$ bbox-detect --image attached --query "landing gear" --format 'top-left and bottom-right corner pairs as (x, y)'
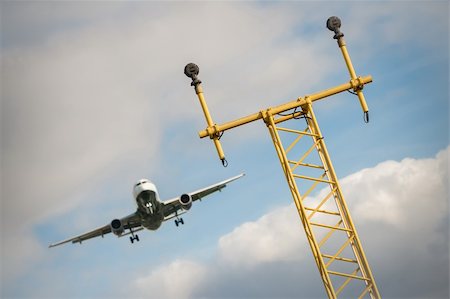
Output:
(175, 217), (184, 227)
(130, 234), (140, 243)
(128, 226), (140, 244)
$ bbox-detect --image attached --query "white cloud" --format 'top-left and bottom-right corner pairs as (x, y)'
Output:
(133, 259), (207, 299)
(345, 150), (448, 230)
(131, 147), (449, 298)
(217, 204), (308, 268)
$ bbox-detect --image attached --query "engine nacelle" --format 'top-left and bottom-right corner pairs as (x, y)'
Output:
(179, 194), (192, 210)
(110, 219), (124, 236)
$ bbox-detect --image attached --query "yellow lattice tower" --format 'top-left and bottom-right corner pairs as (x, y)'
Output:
(184, 17), (381, 298)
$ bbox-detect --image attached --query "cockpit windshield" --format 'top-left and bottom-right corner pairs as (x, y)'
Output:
(139, 190), (156, 201)
(135, 180), (148, 187)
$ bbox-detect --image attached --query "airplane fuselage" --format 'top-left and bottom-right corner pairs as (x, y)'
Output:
(136, 192), (164, 230)
(133, 180), (164, 231)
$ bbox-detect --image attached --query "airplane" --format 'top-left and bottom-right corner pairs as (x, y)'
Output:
(49, 173), (244, 247)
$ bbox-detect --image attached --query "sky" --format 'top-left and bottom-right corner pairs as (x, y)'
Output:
(0, 1), (448, 298)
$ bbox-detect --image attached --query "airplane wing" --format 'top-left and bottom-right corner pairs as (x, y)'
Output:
(162, 173), (244, 218)
(49, 212), (142, 248)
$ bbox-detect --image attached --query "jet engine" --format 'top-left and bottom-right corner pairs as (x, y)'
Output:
(179, 194), (192, 210)
(110, 219), (124, 236)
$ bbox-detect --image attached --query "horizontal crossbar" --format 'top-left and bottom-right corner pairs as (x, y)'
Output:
(288, 160), (324, 169)
(310, 222), (353, 232)
(322, 254), (358, 264)
(277, 126), (320, 137)
(327, 270), (370, 281)
(293, 173), (335, 184)
(198, 76), (373, 139)
(305, 207), (340, 216)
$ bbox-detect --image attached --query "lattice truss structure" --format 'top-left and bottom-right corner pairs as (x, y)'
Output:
(264, 103), (378, 298)
(185, 16), (381, 299)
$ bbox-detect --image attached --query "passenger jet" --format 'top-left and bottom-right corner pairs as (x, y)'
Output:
(49, 173), (244, 247)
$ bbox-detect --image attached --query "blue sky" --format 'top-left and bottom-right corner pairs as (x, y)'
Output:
(1, 1), (448, 298)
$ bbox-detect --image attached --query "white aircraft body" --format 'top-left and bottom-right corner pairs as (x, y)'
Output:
(49, 173), (244, 247)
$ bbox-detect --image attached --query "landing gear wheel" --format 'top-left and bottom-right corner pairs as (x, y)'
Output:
(130, 234), (139, 244)
(175, 218), (184, 227)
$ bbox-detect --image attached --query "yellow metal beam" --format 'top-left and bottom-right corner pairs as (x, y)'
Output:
(198, 76), (372, 139)
(193, 83), (226, 165)
(339, 38), (369, 115)
(328, 270), (370, 281)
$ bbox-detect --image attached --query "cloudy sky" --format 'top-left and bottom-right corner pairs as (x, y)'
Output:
(1, 1), (448, 298)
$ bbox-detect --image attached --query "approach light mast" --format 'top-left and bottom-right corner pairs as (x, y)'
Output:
(185, 16), (380, 299)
